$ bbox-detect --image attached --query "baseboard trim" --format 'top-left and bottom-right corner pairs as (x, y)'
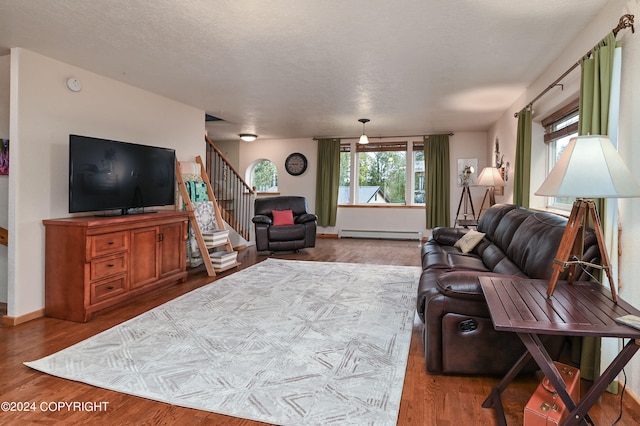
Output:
(2, 309), (45, 327)
(317, 233), (339, 239)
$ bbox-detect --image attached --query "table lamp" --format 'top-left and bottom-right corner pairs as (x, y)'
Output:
(535, 135), (640, 302)
(475, 167), (505, 218)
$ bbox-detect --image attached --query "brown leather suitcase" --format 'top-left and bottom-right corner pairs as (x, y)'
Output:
(524, 362), (580, 425)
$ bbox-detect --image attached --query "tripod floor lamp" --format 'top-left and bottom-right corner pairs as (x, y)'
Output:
(535, 135), (640, 302)
(475, 167), (505, 219)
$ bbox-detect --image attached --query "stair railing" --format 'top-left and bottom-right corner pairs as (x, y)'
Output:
(205, 135), (255, 242)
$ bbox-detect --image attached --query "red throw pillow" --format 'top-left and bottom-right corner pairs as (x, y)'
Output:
(272, 209), (295, 226)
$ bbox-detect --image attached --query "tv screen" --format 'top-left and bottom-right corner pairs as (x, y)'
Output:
(69, 135), (176, 214)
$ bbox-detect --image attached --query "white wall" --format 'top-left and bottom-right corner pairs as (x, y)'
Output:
(237, 132), (488, 238)
(212, 138), (240, 171)
(615, 0), (640, 398)
(0, 54), (9, 304)
(7, 48), (205, 319)
(489, 0), (640, 400)
(239, 137), (318, 209)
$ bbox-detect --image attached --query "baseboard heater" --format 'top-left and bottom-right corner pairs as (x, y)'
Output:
(338, 229), (423, 241)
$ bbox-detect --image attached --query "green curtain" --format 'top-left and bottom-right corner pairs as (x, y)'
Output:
(315, 138), (340, 227)
(513, 107), (532, 208)
(576, 32), (617, 385)
(579, 32), (616, 136)
(424, 134), (450, 228)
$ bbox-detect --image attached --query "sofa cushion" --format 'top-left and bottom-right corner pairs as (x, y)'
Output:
(421, 239), (488, 271)
(488, 208), (532, 253)
(454, 230), (485, 253)
(447, 254), (489, 271)
(255, 196), (309, 217)
(268, 224), (305, 241)
(432, 226), (471, 246)
(477, 204), (518, 238)
(506, 212), (567, 279)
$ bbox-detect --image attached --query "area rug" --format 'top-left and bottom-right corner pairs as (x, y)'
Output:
(25, 258), (420, 425)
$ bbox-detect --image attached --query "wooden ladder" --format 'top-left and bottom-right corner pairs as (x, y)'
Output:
(176, 155), (239, 276)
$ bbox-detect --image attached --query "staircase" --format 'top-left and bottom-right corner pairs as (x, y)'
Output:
(205, 135), (255, 243)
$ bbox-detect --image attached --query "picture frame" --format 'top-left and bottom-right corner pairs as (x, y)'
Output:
(0, 139), (8, 176)
(457, 158), (478, 187)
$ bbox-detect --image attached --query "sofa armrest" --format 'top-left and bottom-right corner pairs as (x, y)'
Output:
(432, 227), (470, 246)
(295, 213), (317, 224)
(252, 214), (272, 225)
(436, 271), (520, 301)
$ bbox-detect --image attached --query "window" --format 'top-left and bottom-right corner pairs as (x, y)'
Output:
(413, 142), (425, 204)
(357, 142), (406, 204)
(250, 159), (278, 192)
(338, 144), (351, 203)
(542, 99), (579, 209)
(340, 140), (424, 206)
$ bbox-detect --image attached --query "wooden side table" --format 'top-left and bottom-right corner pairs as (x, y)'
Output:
(479, 276), (640, 426)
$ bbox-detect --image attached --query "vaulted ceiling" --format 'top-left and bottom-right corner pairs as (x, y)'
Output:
(0, 0), (608, 141)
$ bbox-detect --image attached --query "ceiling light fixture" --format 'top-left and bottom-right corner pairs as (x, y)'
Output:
(239, 133), (258, 142)
(358, 119), (370, 144)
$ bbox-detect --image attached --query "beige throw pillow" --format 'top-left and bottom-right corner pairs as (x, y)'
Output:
(454, 229), (485, 254)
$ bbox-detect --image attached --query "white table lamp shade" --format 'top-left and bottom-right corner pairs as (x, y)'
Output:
(535, 135), (640, 198)
(475, 167), (505, 187)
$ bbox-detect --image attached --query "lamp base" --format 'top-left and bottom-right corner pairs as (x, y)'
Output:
(546, 199), (617, 302)
(476, 187), (496, 220)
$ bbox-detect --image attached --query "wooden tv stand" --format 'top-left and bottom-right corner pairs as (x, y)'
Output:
(43, 211), (190, 322)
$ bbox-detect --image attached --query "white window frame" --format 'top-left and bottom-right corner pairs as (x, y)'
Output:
(339, 139), (425, 206)
(541, 100), (579, 211)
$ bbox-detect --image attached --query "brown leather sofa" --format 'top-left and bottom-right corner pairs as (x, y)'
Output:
(417, 204), (601, 375)
(253, 196), (317, 252)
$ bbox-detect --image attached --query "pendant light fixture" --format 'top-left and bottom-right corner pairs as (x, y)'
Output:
(358, 118), (370, 144)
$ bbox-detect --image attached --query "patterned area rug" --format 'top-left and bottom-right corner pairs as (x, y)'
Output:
(26, 258), (420, 425)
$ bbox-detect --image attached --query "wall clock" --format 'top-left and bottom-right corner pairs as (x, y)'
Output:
(285, 152), (308, 176)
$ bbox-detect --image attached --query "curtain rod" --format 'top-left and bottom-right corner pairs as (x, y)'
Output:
(514, 13), (634, 118)
(313, 132), (454, 141)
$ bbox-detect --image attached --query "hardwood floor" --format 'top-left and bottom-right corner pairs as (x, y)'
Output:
(1, 238), (640, 425)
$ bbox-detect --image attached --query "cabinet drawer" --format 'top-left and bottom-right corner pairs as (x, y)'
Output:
(90, 232), (128, 258)
(90, 275), (127, 305)
(91, 253), (128, 281)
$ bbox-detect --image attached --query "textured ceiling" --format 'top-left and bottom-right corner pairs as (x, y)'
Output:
(0, 0), (608, 141)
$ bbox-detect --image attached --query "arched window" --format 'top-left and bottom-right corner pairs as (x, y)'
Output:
(250, 159), (278, 193)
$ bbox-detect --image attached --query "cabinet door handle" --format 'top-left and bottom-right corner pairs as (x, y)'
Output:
(158, 233), (164, 242)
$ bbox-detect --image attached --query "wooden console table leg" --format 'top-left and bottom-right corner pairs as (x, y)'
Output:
(565, 339), (640, 426)
(482, 350), (532, 426)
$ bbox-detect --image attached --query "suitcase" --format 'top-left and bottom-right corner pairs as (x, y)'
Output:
(524, 362), (580, 425)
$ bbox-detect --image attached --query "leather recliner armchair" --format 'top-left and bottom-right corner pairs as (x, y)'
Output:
(252, 196), (317, 252)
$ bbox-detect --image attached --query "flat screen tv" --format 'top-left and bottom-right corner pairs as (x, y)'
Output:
(69, 134), (176, 215)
